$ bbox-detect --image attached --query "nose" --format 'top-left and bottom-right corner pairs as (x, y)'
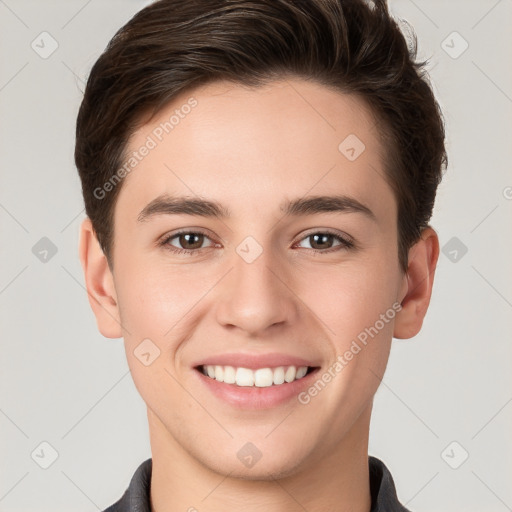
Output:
(214, 244), (299, 336)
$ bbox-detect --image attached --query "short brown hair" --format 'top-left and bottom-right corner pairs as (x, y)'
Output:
(74, 0), (447, 273)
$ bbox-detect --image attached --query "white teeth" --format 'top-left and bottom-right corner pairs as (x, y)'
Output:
(214, 365), (224, 381)
(201, 365), (309, 387)
(284, 366), (296, 383)
(235, 367), (254, 387)
(295, 366), (308, 379)
(223, 365), (236, 384)
(254, 368), (273, 387)
(273, 366), (285, 385)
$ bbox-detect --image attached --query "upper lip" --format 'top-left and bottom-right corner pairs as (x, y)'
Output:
(193, 352), (319, 370)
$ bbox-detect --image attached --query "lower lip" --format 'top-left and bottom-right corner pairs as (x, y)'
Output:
(194, 368), (320, 409)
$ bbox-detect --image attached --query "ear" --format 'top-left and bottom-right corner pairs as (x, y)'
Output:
(394, 226), (440, 339)
(78, 217), (123, 339)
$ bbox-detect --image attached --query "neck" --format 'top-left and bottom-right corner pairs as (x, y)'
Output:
(148, 406), (372, 512)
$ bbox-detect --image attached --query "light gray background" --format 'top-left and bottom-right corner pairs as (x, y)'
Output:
(1, 1), (511, 510)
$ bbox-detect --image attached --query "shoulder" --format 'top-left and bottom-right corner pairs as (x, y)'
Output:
(369, 456), (412, 512)
(101, 458), (152, 512)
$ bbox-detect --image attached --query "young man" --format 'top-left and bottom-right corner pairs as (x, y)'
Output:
(76, 0), (446, 510)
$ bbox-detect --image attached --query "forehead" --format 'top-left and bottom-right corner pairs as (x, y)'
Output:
(116, 78), (395, 226)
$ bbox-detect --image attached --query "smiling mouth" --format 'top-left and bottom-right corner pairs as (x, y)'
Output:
(196, 365), (318, 387)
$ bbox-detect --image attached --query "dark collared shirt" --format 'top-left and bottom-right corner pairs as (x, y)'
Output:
(103, 456), (411, 512)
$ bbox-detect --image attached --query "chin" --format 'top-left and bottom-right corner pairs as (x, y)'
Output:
(209, 457), (306, 481)
(193, 441), (313, 481)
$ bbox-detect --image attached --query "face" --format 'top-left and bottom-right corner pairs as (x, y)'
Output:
(107, 78), (407, 478)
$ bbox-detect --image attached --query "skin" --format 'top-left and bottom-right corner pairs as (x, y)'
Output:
(79, 78), (439, 512)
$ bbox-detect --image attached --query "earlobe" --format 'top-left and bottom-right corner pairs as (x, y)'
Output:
(393, 227), (440, 340)
(78, 217), (123, 339)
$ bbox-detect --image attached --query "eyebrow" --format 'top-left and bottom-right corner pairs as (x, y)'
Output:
(137, 193), (377, 223)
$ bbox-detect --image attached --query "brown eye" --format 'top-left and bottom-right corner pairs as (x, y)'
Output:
(296, 231), (354, 252)
(160, 230), (215, 254)
(309, 233), (335, 250)
(175, 232), (205, 250)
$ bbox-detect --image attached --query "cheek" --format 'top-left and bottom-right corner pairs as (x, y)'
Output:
(116, 262), (192, 332)
(115, 268), (191, 411)
(115, 262), (222, 385)
(298, 256), (399, 343)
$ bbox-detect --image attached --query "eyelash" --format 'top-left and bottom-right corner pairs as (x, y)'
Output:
(158, 229), (355, 256)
